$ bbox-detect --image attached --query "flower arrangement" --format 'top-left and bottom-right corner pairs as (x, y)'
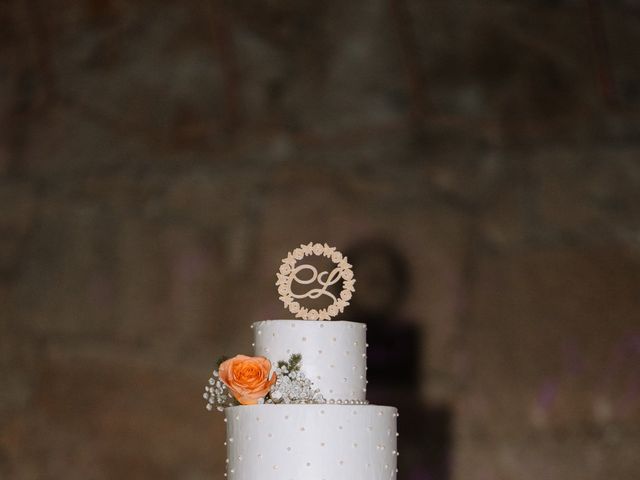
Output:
(204, 353), (325, 412)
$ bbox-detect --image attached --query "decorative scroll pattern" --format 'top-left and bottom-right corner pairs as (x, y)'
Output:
(276, 242), (355, 321)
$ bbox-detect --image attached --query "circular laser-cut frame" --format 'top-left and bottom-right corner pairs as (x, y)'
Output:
(276, 242), (355, 321)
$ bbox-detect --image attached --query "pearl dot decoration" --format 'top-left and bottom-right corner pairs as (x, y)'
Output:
(225, 405), (397, 480)
(276, 242), (356, 320)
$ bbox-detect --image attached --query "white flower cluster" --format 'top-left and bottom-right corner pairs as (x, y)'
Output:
(264, 363), (326, 405)
(203, 370), (236, 412)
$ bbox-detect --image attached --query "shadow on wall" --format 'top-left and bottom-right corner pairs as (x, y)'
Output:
(345, 239), (452, 480)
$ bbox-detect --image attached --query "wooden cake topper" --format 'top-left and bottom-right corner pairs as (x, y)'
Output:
(276, 242), (355, 320)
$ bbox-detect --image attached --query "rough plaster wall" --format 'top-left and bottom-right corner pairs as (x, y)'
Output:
(1, 0), (640, 478)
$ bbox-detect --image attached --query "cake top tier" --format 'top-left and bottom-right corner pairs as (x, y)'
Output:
(276, 242), (355, 321)
(204, 242), (362, 412)
(253, 320), (368, 403)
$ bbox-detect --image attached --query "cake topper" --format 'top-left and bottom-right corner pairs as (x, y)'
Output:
(276, 242), (355, 320)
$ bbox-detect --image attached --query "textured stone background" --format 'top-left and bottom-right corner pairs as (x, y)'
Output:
(1, 0), (640, 479)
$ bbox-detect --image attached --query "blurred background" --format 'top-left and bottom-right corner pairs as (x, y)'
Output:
(1, 0), (640, 478)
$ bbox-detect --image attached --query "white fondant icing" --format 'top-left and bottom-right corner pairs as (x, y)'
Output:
(253, 320), (367, 401)
(225, 404), (398, 480)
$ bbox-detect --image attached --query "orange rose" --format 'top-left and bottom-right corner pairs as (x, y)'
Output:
(219, 355), (277, 405)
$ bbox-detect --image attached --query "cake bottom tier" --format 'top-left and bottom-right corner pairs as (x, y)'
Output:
(225, 404), (398, 480)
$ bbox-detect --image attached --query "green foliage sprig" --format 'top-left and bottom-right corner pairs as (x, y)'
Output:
(277, 353), (302, 373)
(216, 355), (230, 368)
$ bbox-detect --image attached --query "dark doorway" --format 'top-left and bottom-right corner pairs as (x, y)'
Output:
(345, 239), (452, 480)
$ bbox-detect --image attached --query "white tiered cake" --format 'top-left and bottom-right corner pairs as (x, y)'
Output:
(204, 243), (399, 480)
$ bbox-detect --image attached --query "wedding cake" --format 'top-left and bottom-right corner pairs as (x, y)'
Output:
(204, 243), (399, 479)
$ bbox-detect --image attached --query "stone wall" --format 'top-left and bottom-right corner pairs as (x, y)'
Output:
(1, 1), (639, 479)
